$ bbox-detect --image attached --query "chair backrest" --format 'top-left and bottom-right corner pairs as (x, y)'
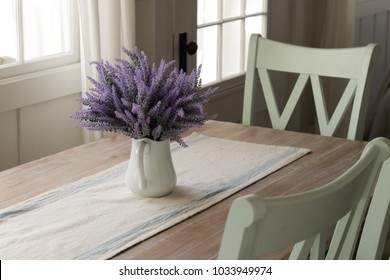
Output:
(242, 34), (379, 140)
(356, 157), (390, 259)
(218, 137), (390, 260)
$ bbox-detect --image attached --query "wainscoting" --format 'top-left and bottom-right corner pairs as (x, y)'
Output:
(356, 0), (390, 85)
(356, 0), (390, 135)
(0, 65), (83, 171)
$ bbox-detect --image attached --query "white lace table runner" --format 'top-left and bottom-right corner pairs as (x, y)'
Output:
(0, 134), (310, 259)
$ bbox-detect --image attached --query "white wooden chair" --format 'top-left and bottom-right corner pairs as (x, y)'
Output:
(218, 137), (390, 260)
(242, 34), (379, 140)
(356, 158), (390, 259)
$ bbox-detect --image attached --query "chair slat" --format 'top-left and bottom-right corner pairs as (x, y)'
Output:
(242, 34), (380, 140)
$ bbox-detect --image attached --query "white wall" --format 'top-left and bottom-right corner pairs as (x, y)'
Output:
(0, 65), (83, 171)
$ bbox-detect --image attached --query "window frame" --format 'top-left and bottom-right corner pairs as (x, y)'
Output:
(0, 0), (81, 115)
(197, 0), (268, 86)
(0, 0), (80, 80)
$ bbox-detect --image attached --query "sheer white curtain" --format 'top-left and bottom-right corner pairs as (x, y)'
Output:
(78, 0), (136, 142)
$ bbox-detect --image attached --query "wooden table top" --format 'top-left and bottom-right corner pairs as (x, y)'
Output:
(0, 121), (367, 259)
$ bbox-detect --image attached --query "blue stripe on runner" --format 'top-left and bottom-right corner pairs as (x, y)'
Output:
(0, 134), (209, 221)
(0, 163), (127, 221)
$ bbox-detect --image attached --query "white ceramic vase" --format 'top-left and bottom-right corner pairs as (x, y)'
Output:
(125, 138), (176, 197)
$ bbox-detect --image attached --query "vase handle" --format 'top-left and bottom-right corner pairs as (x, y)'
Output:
(136, 140), (148, 190)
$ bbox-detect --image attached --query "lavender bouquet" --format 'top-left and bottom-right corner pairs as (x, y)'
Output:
(71, 48), (216, 146)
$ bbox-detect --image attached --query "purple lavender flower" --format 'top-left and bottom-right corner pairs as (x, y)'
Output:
(71, 47), (217, 146)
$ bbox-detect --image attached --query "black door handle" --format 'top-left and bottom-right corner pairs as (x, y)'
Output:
(179, 32), (198, 73)
(187, 41), (198, 55)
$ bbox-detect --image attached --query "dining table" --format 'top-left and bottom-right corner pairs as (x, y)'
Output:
(0, 120), (367, 260)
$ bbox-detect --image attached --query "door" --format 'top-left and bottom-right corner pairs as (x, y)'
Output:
(173, 0), (268, 123)
(173, 0), (198, 74)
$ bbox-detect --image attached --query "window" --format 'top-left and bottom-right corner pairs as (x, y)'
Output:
(197, 0), (267, 85)
(0, 0), (78, 79)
